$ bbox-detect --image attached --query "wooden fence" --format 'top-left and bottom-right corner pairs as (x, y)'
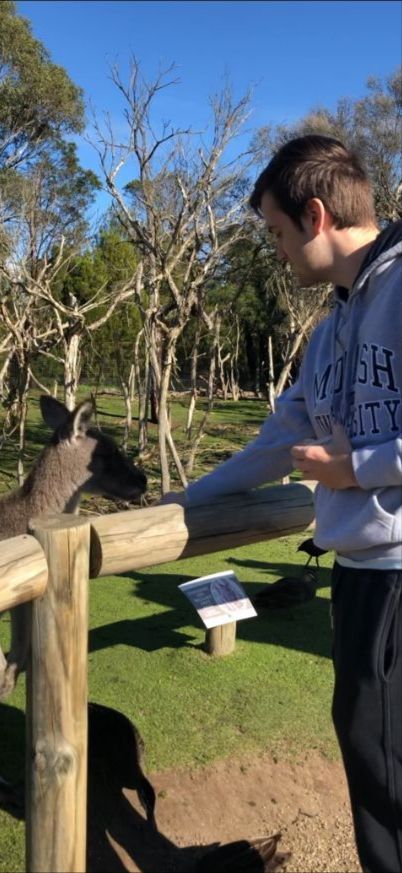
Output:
(0, 482), (314, 873)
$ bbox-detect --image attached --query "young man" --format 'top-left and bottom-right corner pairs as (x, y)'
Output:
(162, 135), (402, 873)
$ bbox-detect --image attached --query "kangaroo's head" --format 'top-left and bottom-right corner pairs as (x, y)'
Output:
(40, 395), (147, 502)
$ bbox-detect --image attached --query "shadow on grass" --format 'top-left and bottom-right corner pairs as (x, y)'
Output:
(0, 704), (225, 873)
(89, 561), (333, 661)
(86, 788), (206, 873)
(225, 555), (331, 581)
(89, 614), (196, 653)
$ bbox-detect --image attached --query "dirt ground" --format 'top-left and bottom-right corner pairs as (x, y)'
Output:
(87, 749), (361, 873)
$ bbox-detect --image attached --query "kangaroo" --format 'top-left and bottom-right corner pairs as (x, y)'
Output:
(0, 395), (147, 699)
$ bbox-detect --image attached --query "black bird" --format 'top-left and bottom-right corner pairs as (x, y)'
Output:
(252, 568), (319, 609)
(297, 537), (328, 568)
(194, 833), (291, 872)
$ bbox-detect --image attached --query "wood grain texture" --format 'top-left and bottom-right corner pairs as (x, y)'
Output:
(90, 483), (315, 578)
(0, 534), (48, 612)
(26, 514), (90, 873)
(205, 622), (237, 656)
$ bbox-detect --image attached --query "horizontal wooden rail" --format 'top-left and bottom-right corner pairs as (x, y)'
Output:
(0, 534), (48, 612)
(89, 483), (315, 578)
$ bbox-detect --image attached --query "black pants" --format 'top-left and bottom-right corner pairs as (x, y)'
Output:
(331, 563), (402, 873)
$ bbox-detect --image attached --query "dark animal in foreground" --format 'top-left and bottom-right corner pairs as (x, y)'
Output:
(194, 833), (291, 872)
(297, 538), (328, 568)
(88, 701), (157, 831)
(0, 395), (147, 699)
(252, 568), (319, 609)
(0, 775), (24, 817)
(0, 702), (157, 831)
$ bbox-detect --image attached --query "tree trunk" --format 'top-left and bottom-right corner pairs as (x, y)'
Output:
(216, 315), (229, 400)
(267, 335), (276, 413)
(149, 374), (159, 424)
(128, 363), (136, 403)
(3, 350), (31, 484)
(134, 329), (149, 455)
(229, 316), (240, 401)
(185, 323), (217, 476)
(115, 347), (133, 453)
(186, 325), (201, 439)
(0, 351), (12, 401)
(275, 316), (316, 397)
(148, 322), (162, 424)
(267, 335), (289, 485)
(17, 364), (31, 486)
(158, 341), (188, 494)
(64, 333), (81, 411)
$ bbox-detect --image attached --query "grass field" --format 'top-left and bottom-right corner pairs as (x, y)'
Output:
(0, 390), (337, 872)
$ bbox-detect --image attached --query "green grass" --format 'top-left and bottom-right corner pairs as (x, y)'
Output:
(87, 538), (336, 769)
(0, 391), (337, 871)
(0, 538), (336, 871)
(0, 390), (286, 502)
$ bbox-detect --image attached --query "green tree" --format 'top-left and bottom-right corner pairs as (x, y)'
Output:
(0, 0), (84, 170)
(253, 67), (402, 223)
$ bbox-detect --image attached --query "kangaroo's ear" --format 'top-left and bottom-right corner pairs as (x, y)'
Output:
(71, 400), (95, 437)
(40, 395), (70, 430)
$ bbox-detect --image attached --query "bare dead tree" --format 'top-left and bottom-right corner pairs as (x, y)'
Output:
(229, 314), (241, 401)
(92, 57), (254, 492)
(271, 273), (332, 398)
(0, 288), (55, 481)
(185, 306), (220, 477)
(185, 321), (202, 439)
(1, 243), (143, 410)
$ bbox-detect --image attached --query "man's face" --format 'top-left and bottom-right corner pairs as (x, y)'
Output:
(260, 191), (331, 286)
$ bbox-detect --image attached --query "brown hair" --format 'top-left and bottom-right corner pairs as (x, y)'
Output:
(249, 135), (377, 230)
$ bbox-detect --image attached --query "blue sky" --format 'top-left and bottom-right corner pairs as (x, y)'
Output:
(17, 0), (401, 215)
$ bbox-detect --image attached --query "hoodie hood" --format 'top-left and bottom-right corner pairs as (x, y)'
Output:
(329, 218), (402, 426)
(353, 217), (402, 291)
(333, 218), (402, 303)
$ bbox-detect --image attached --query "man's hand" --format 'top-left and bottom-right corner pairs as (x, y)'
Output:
(291, 425), (358, 490)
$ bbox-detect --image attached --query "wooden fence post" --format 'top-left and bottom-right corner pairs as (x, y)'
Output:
(205, 622), (237, 656)
(26, 514), (90, 873)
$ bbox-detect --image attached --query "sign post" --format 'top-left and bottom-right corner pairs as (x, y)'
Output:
(179, 570), (257, 656)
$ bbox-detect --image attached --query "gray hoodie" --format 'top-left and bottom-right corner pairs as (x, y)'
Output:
(186, 220), (402, 566)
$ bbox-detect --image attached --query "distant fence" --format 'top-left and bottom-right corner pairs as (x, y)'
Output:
(0, 483), (314, 873)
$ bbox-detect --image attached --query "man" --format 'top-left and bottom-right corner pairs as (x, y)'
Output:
(162, 135), (402, 872)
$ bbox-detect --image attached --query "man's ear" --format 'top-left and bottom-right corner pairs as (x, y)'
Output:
(304, 198), (327, 235)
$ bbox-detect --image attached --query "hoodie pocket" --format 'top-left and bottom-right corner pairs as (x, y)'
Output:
(314, 486), (399, 553)
(373, 490), (400, 530)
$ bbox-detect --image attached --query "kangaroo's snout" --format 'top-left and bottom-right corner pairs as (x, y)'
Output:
(122, 464), (147, 501)
(135, 467), (147, 493)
